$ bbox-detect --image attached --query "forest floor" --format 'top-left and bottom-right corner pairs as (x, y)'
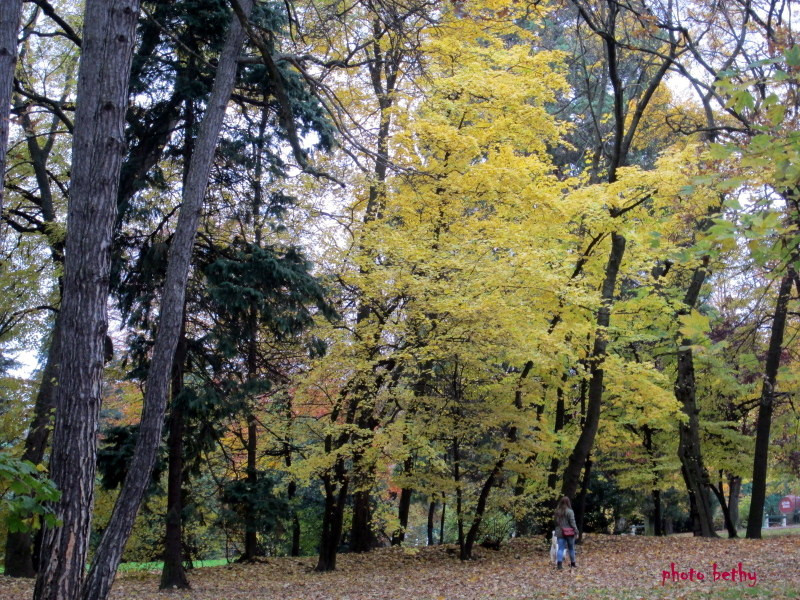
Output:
(2, 532), (799, 599)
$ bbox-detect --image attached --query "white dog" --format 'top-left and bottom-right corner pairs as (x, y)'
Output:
(549, 530), (558, 564)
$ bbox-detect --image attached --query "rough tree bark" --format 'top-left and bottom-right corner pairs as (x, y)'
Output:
(675, 257), (718, 537)
(0, 0), (23, 216)
(32, 2), (141, 599)
(746, 269), (794, 538)
(81, 3), (252, 599)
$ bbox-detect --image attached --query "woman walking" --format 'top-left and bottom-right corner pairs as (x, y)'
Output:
(554, 496), (578, 570)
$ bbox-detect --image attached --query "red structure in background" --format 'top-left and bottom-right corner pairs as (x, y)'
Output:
(778, 495), (799, 516)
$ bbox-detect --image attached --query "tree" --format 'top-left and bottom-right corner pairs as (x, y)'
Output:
(81, 3), (254, 599)
(2, 8), (80, 572)
(33, 2), (142, 599)
(0, 0), (24, 217)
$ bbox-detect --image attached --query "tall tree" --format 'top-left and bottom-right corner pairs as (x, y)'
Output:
(559, 0), (678, 514)
(3, 13), (78, 574)
(81, 3), (253, 599)
(0, 0), (24, 217)
(33, 2), (142, 599)
(746, 268), (794, 537)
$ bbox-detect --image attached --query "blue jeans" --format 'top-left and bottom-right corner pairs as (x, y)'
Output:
(557, 536), (576, 564)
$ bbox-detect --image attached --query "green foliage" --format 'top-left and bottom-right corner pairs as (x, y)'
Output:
(96, 425), (165, 490)
(204, 241), (336, 343)
(218, 472), (288, 544)
(0, 452), (60, 533)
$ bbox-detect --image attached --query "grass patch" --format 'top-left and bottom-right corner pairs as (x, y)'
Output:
(116, 558), (229, 572)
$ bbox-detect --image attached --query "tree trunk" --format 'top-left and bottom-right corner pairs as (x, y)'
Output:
(746, 270), (793, 538)
(81, 5), (252, 600)
(283, 397), (301, 556)
(5, 62), (71, 576)
(710, 479), (737, 538)
(453, 439), (464, 553)
(349, 412), (380, 554)
(546, 384), (566, 490)
(561, 233), (626, 499)
(241, 417), (259, 559)
(159, 94), (195, 590)
(33, 3), (141, 599)
(315, 462), (348, 571)
(0, 0), (23, 215)
(392, 457), (413, 546)
(728, 474), (741, 532)
(351, 489), (378, 552)
(461, 457), (506, 560)
(288, 480), (301, 556)
(574, 456), (592, 541)
(160, 327), (189, 589)
(427, 500), (436, 545)
(652, 489), (663, 536)
(5, 317), (62, 577)
(675, 257), (718, 538)
(439, 495), (446, 545)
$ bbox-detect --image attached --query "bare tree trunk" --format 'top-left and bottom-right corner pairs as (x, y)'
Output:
(351, 488), (379, 552)
(561, 233), (626, 498)
(243, 416), (259, 560)
(160, 324), (189, 589)
(33, 3), (141, 599)
(710, 478), (737, 538)
(288, 480), (301, 556)
(427, 500), (436, 545)
(392, 455), (413, 546)
(159, 94), (195, 587)
(0, 0), (23, 216)
(728, 474), (741, 531)
(461, 457), (506, 560)
(652, 489), (663, 536)
(439, 494), (446, 545)
(453, 439), (464, 553)
(746, 270), (793, 539)
(316, 461), (348, 571)
(284, 401), (300, 556)
(81, 4), (252, 599)
(574, 456), (592, 541)
(675, 258), (718, 538)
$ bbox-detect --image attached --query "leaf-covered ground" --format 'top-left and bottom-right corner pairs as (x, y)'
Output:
(3, 533), (799, 599)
